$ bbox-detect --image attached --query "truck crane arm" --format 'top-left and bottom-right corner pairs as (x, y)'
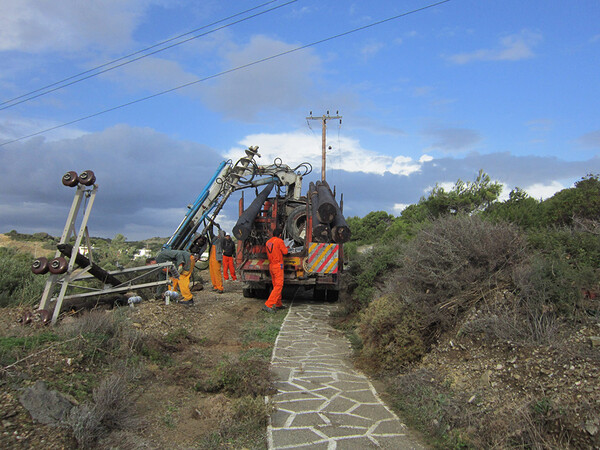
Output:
(164, 146), (311, 253)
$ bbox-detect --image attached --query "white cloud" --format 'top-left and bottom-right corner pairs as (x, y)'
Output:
(227, 131), (425, 176)
(577, 130), (600, 149)
(393, 203), (409, 213)
(447, 30), (542, 64)
(526, 118), (554, 133)
(525, 181), (565, 200)
(0, 115), (88, 143)
(360, 41), (384, 59)
(100, 56), (199, 94)
(201, 35), (321, 120)
(423, 126), (482, 153)
(0, 0), (150, 52)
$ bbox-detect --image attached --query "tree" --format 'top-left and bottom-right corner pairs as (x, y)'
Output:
(483, 187), (542, 229)
(347, 211), (394, 244)
(422, 170), (502, 217)
(541, 174), (600, 226)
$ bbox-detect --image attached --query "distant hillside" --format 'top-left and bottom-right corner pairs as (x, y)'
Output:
(0, 234), (55, 258)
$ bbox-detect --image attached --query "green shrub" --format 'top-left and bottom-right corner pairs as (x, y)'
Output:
(346, 239), (404, 308)
(357, 295), (425, 370)
(541, 174), (600, 226)
(0, 247), (47, 306)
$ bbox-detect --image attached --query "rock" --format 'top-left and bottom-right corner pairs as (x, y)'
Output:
(480, 370), (492, 386)
(18, 381), (76, 426)
(584, 421), (598, 436)
(590, 336), (600, 347)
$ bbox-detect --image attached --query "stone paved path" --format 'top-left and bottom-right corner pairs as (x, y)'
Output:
(267, 300), (425, 449)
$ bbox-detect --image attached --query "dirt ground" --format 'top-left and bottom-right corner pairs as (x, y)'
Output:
(0, 279), (272, 449)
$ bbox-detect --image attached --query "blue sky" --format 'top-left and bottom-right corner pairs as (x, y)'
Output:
(1, 0), (599, 240)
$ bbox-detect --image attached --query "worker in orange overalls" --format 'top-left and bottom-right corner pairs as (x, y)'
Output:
(263, 227), (288, 313)
(222, 233), (237, 281)
(209, 230), (224, 294)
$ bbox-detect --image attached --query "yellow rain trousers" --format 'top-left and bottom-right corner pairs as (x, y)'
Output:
(209, 245), (223, 292)
(168, 254), (194, 300)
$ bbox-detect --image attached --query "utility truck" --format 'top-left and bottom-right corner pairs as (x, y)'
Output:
(163, 146), (351, 301)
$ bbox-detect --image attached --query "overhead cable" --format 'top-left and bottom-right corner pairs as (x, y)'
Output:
(0, 0), (451, 148)
(0, 0), (296, 111)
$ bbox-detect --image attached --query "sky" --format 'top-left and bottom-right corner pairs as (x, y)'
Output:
(1, 0), (599, 241)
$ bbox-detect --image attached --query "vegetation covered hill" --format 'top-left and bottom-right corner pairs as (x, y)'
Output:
(341, 172), (600, 448)
(0, 171), (598, 448)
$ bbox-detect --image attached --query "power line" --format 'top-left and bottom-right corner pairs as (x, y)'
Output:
(0, 0), (296, 111)
(0, 0), (451, 148)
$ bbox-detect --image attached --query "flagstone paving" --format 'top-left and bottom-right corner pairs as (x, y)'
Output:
(267, 300), (425, 449)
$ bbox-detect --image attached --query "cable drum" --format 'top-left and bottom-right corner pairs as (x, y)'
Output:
(286, 205), (307, 244)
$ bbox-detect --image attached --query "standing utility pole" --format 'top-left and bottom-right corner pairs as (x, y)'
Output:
(306, 111), (342, 181)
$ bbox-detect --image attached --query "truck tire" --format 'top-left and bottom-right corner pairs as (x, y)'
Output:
(243, 288), (254, 298)
(286, 206), (306, 243)
(313, 288), (326, 301)
(326, 289), (339, 302)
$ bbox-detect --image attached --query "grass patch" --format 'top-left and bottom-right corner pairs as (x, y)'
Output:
(195, 355), (274, 397)
(196, 395), (272, 449)
(241, 312), (285, 345)
(0, 331), (61, 366)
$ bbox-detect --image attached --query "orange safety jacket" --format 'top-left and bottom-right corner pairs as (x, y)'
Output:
(265, 236), (288, 265)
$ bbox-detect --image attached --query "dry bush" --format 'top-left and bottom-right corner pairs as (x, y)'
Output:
(391, 215), (526, 344)
(357, 295), (425, 370)
(389, 370), (578, 449)
(67, 373), (142, 448)
(59, 309), (143, 359)
(459, 288), (562, 345)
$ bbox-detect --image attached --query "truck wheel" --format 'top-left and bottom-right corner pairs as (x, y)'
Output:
(326, 289), (339, 302)
(286, 206), (306, 243)
(78, 170), (96, 186)
(31, 257), (49, 275)
(62, 171), (79, 187)
(255, 288), (269, 299)
(243, 288), (254, 298)
(313, 288), (326, 301)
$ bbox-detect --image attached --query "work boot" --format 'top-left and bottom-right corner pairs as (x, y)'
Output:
(178, 299), (194, 307)
(216, 289), (224, 294)
(275, 304), (287, 310)
(262, 305), (276, 314)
